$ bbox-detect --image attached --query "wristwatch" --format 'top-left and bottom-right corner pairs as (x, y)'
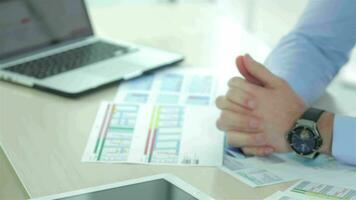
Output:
(287, 108), (324, 159)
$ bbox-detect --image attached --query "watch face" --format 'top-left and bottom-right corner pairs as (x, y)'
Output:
(290, 127), (316, 155)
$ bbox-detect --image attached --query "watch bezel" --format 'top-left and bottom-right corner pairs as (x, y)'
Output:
(287, 120), (323, 156)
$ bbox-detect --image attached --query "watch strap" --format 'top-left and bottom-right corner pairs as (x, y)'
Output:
(311, 152), (320, 159)
(301, 108), (324, 122)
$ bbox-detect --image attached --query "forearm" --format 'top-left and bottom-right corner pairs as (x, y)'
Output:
(264, 0), (356, 105)
(264, 33), (340, 105)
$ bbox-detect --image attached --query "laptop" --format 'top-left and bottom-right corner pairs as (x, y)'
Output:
(0, 0), (184, 97)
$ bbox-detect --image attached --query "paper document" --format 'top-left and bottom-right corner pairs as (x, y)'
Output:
(82, 102), (223, 166)
(264, 191), (303, 200)
(283, 180), (356, 200)
(115, 71), (217, 106)
(221, 153), (293, 187)
(221, 147), (355, 187)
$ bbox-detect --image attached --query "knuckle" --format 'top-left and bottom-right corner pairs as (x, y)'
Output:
(229, 77), (253, 92)
(226, 89), (239, 103)
(226, 88), (254, 108)
(217, 96), (233, 110)
(220, 110), (229, 119)
(225, 89), (234, 98)
(228, 77), (243, 87)
(216, 119), (225, 131)
(215, 96), (225, 108)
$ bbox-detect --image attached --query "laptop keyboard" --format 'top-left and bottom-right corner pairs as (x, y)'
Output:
(4, 41), (132, 79)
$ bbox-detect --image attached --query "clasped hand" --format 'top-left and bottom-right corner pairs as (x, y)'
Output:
(216, 54), (306, 156)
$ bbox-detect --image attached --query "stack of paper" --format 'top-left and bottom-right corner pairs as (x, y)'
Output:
(82, 70), (224, 166)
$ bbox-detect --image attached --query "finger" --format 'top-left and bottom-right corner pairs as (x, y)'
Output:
(225, 88), (257, 110)
(215, 96), (249, 114)
(242, 54), (279, 87)
(241, 146), (274, 156)
(236, 55), (264, 86)
(228, 76), (263, 94)
(226, 131), (267, 147)
(216, 110), (261, 132)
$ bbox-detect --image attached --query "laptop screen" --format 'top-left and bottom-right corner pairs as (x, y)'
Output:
(0, 0), (93, 60)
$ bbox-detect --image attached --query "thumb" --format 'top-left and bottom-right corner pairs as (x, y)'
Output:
(242, 54), (278, 87)
(236, 55), (264, 86)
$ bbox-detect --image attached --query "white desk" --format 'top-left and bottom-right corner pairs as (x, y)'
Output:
(0, 3), (355, 199)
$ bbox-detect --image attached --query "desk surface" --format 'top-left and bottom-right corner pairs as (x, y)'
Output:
(1, 3), (355, 200)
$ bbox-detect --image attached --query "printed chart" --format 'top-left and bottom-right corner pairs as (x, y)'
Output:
(84, 103), (139, 162)
(82, 102), (223, 166)
(221, 146), (356, 187)
(115, 72), (216, 106)
(290, 180), (356, 200)
(143, 106), (184, 164)
(266, 179), (356, 200)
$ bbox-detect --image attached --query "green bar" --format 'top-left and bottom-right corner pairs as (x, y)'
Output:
(109, 127), (134, 132)
(97, 105), (115, 160)
(97, 137), (106, 161)
(94, 138), (102, 154)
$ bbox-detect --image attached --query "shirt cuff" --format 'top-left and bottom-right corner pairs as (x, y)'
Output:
(332, 114), (356, 166)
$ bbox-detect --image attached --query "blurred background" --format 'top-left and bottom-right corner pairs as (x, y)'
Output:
(87, 0), (308, 48)
(87, 0), (356, 88)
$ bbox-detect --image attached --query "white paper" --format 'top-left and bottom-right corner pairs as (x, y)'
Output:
(221, 148), (356, 187)
(285, 179), (356, 200)
(264, 191), (303, 200)
(221, 153), (294, 187)
(115, 69), (217, 106)
(82, 102), (224, 166)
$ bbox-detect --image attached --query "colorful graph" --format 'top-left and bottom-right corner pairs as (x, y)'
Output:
(93, 104), (139, 161)
(144, 106), (184, 164)
(116, 72), (215, 106)
(292, 181), (356, 199)
(83, 102), (223, 166)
